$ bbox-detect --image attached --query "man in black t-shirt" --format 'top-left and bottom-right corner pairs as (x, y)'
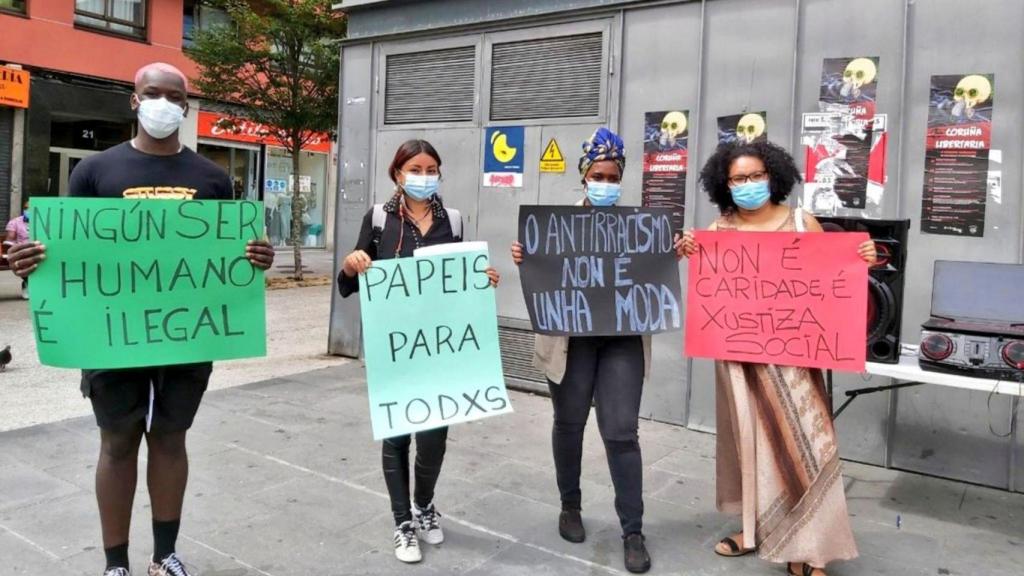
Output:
(7, 63), (275, 576)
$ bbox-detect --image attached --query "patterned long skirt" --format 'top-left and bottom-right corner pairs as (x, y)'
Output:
(716, 361), (858, 567)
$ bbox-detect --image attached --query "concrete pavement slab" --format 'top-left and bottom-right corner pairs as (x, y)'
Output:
(1, 363), (1023, 575)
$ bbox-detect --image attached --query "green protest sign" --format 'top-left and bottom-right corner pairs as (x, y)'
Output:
(358, 248), (512, 440)
(29, 198), (267, 369)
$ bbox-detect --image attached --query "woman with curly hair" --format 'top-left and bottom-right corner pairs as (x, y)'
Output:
(682, 141), (874, 576)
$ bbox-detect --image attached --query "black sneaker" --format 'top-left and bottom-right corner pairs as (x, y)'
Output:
(558, 509), (586, 543)
(103, 569), (131, 576)
(623, 533), (651, 573)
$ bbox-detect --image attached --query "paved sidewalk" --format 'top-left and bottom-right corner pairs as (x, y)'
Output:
(2, 363), (1023, 576)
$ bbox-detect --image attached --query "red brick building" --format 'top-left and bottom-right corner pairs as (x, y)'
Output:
(0, 0), (335, 247)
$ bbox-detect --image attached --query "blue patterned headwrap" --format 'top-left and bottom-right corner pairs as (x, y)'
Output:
(579, 127), (626, 176)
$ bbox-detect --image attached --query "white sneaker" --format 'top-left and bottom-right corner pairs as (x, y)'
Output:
(148, 553), (192, 576)
(414, 503), (444, 545)
(393, 521), (422, 563)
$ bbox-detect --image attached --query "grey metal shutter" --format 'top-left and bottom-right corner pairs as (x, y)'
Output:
(0, 108), (12, 224)
(384, 46), (476, 124)
(490, 32), (604, 121)
(498, 325), (547, 391)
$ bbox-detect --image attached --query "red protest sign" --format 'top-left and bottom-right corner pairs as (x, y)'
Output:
(685, 230), (869, 372)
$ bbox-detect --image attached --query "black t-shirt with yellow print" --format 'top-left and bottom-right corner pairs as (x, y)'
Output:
(69, 141), (232, 200)
(69, 141), (233, 393)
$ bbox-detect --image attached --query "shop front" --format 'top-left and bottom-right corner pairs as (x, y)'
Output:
(24, 74), (137, 201)
(0, 65), (28, 223)
(196, 110), (331, 248)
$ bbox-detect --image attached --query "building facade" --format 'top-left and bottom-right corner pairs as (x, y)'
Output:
(329, 0), (1024, 491)
(0, 0), (336, 248)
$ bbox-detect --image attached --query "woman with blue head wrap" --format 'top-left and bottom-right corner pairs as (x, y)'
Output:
(578, 127), (626, 206)
(510, 127), (684, 574)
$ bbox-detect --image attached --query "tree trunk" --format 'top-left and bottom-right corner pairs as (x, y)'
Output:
(290, 139), (304, 281)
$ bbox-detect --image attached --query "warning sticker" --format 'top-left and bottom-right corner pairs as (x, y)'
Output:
(540, 138), (566, 173)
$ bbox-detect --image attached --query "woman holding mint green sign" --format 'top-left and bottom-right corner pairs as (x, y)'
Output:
(338, 139), (500, 564)
(511, 128), (686, 574)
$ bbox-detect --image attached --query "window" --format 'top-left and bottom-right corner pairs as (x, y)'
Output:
(384, 46), (477, 125)
(183, 0), (231, 48)
(75, 0), (147, 40)
(0, 0), (27, 15)
(490, 32), (604, 121)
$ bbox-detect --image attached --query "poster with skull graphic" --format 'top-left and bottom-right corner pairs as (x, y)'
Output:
(820, 57), (879, 119)
(802, 57), (883, 215)
(717, 112), (767, 145)
(920, 74), (995, 237)
(642, 110), (688, 231)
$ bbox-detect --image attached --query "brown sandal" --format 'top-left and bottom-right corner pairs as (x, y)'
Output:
(714, 536), (756, 557)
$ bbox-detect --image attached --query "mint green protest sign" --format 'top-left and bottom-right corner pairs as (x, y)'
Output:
(29, 198), (267, 369)
(359, 248), (512, 440)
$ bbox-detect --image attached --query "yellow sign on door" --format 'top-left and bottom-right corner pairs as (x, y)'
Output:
(540, 138), (565, 173)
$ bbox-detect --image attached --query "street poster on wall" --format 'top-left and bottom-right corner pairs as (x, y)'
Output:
(717, 112), (768, 145)
(642, 110), (688, 231)
(920, 74), (995, 237)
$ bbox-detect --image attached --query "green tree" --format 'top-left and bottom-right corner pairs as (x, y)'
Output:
(189, 0), (346, 280)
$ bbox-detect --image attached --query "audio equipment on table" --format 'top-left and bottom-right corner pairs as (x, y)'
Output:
(819, 217), (910, 364)
(918, 261), (1024, 380)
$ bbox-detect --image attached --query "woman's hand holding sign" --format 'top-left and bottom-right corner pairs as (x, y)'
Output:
(510, 241), (523, 265)
(673, 233), (687, 261)
(343, 249), (373, 277)
(857, 240), (877, 266)
(680, 230), (698, 258)
(485, 266), (500, 288)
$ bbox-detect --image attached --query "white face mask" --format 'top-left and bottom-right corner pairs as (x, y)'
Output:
(136, 97), (185, 139)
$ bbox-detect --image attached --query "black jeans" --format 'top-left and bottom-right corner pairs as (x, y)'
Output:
(382, 427), (448, 525)
(549, 335), (645, 535)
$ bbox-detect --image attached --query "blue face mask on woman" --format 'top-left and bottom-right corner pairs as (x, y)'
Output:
(730, 180), (771, 210)
(586, 181), (621, 206)
(402, 173), (440, 200)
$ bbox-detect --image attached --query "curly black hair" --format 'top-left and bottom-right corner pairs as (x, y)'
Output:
(698, 140), (802, 214)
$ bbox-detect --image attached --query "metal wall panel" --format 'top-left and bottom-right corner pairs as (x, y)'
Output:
(328, 43), (375, 357)
(888, 0), (1024, 489)
(618, 3), (702, 425)
(687, 0), (799, 432)
(334, 0), (1024, 490)
(792, 0), (908, 466)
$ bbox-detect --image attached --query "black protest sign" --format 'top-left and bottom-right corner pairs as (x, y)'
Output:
(517, 206), (682, 336)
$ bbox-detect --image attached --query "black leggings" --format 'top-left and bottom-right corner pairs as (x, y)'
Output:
(382, 427), (448, 525)
(549, 335), (645, 535)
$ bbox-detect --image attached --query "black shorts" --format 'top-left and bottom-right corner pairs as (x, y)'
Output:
(81, 363), (213, 433)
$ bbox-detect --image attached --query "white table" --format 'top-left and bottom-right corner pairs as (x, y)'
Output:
(828, 349), (1024, 418)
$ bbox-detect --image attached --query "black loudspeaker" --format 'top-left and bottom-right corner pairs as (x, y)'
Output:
(818, 217), (910, 364)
